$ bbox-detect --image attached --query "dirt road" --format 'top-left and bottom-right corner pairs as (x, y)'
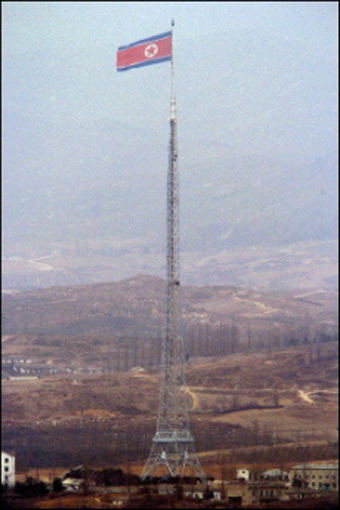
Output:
(298, 389), (315, 404)
(182, 386), (200, 410)
(298, 388), (338, 405)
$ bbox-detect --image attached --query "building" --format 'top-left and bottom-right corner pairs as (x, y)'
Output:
(183, 483), (219, 500)
(247, 480), (289, 505)
(224, 479), (289, 507)
(290, 462), (339, 491)
(62, 477), (83, 492)
(261, 468), (290, 482)
(236, 468), (250, 481)
(286, 486), (319, 501)
(1, 451), (15, 487)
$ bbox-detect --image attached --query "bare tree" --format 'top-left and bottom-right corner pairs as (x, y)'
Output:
(124, 346), (130, 371)
(272, 389), (280, 407)
(218, 454), (227, 500)
(231, 321), (239, 354)
(205, 323), (211, 356)
(252, 419), (260, 444)
(247, 324), (252, 351)
(232, 393), (240, 411)
(132, 335), (138, 366)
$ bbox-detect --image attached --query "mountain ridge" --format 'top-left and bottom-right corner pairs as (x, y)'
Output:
(2, 274), (338, 342)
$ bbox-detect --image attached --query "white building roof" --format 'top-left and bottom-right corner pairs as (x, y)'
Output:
(2, 451), (15, 459)
(291, 463), (338, 470)
(62, 478), (83, 486)
(263, 469), (288, 476)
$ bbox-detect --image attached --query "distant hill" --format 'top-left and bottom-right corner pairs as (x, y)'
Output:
(2, 275), (338, 341)
(2, 26), (338, 291)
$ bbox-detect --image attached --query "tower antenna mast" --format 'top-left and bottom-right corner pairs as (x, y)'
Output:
(141, 20), (206, 482)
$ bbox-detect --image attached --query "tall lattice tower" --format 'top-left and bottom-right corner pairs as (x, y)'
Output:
(141, 22), (206, 483)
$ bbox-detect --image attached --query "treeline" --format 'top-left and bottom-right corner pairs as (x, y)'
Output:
(3, 477), (49, 498)
(100, 323), (338, 372)
(1, 468), (140, 505)
(2, 422), (154, 471)
(221, 442), (339, 466)
(64, 466), (140, 486)
(101, 335), (162, 372)
(191, 420), (335, 453)
(4, 417), (337, 473)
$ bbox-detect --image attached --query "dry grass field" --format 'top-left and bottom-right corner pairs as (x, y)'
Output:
(2, 277), (338, 479)
(2, 341), (338, 476)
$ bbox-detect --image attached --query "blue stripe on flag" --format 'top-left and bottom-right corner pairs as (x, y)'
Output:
(118, 31), (172, 51)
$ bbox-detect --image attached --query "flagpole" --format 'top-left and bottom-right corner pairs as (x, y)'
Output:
(141, 21), (206, 482)
(170, 19), (176, 122)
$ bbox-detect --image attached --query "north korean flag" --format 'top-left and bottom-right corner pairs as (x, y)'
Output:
(116, 31), (172, 71)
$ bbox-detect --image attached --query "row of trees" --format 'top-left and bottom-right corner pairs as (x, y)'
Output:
(99, 322), (338, 372)
(1, 469), (138, 499)
(5, 416), (336, 474)
(218, 442), (339, 467)
(2, 477), (49, 498)
(3, 442), (338, 497)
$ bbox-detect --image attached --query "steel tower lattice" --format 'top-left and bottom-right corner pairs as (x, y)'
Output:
(141, 22), (206, 483)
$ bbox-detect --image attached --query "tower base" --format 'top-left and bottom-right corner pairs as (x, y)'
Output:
(141, 430), (206, 483)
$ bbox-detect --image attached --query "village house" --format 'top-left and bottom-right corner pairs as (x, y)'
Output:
(236, 468), (250, 481)
(220, 479), (289, 507)
(207, 464), (339, 506)
(290, 462), (339, 491)
(260, 468), (290, 482)
(62, 477), (83, 492)
(1, 451), (15, 488)
(286, 485), (319, 501)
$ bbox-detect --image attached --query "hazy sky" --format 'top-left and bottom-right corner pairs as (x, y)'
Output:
(2, 2), (338, 259)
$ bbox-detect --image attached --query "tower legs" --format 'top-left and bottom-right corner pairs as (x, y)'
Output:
(141, 431), (206, 482)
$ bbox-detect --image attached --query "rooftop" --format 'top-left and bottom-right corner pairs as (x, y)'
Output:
(263, 469), (289, 476)
(291, 463), (338, 470)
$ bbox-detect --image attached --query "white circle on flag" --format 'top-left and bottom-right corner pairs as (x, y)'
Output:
(144, 43), (159, 59)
